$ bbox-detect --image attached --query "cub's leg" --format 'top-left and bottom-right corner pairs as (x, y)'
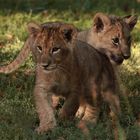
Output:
(103, 90), (120, 116)
(59, 94), (80, 120)
(78, 84), (101, 134)
(76, 97), (86, 119)
(76, 104), (86, 119)
(34, 68), (56, 134)
(77, 104), (100, 135)
(102, 88), (121, 140)
(52, 95), (60, 108)
(34, 85), (56, 134)
(81, 104), (100, 124)
(83, 82), (101, 123)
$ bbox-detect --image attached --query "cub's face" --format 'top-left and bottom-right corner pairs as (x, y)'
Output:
(27, 22), (77, 71)
(90, 13), (138, 65)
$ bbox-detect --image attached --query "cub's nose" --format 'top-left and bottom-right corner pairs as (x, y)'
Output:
(123, 54), (130, 59)
(42, 63), (49, 69)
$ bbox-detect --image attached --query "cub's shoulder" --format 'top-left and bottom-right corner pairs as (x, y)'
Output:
(75, 40), (107, 57)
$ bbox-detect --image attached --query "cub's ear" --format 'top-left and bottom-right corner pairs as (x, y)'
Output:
(123, 15), (138, 31)
(27, 22), (41, 36)
(93, 12), (111, 32)
(60, 24), (78, 43)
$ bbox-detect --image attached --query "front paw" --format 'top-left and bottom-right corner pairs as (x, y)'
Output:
(52, 95), (60, 108)
(35, 121), (56, 134)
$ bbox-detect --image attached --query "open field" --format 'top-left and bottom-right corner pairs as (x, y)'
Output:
(0, 0), (140, 139)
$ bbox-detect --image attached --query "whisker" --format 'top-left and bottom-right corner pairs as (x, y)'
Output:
(57, 65), (70, 75)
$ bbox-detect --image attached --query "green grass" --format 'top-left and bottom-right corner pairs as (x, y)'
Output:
(0, 0), (140, 140)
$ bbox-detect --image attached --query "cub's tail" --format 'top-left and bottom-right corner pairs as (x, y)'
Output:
(0, 39), (31, 74)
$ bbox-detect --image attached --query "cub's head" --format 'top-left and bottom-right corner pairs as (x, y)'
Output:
(27, 22), (77, 71)
(90, 12), (137, 65)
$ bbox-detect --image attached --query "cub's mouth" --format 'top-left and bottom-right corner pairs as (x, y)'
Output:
(42, 64), (57, 71)
(110, 54), (124, 65)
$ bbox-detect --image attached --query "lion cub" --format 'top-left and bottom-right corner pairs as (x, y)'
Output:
(78, 12), (137, 65)
(0, 21), (120, 133)
(25, 22), (120, 133)
(76, 12), (137, 119)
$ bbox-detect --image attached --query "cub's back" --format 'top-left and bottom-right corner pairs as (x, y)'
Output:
(74, 40), (111, 73)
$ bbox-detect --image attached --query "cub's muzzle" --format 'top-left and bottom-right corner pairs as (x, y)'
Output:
(110, 54), (124, 65)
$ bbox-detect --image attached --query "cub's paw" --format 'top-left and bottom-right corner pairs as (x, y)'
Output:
(52, 95), (60, 108)
(35, 121), (56, 134)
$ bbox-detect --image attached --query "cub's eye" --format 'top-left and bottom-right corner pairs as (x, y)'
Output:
(112, 37), (119, 46)
(52, 47), (60, 54)
(37, 45), (42, 53)
(36, 45), (42, 52)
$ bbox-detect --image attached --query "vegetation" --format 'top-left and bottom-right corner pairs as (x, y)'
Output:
(0, 0), (140, 139)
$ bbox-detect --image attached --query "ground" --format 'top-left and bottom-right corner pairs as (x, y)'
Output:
(0, 0), (140, 140)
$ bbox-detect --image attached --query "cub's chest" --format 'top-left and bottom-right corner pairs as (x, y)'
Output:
(49, 80), (70, 97)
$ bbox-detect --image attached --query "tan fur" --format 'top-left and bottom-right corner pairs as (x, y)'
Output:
(77, 12), (137, 140)
(78, 13), (137, 65)
(77, 13), (137, 117)
(26, 22), (120, 133)
(0, 21), (121, 135)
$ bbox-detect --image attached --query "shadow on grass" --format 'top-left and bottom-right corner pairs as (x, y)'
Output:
(0, 42), (140, 139)
(120, 67), (140, 122)
(0, 0), (140, 15)
(0, 63), (140, 139)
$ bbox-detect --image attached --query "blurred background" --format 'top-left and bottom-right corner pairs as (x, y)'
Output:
(0, 0), (140, 140)
(0, 0), (140, 14)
